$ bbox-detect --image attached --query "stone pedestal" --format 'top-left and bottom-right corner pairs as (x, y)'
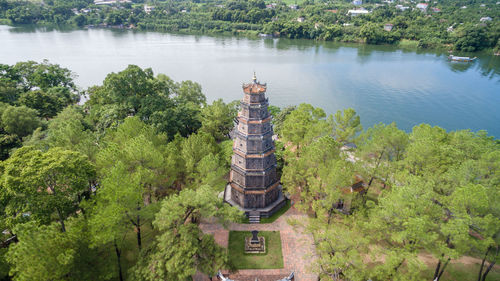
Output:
(244, 232), (265, 254)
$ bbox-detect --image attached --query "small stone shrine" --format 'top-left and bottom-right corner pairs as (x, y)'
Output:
(244, 230), (265, 253)
(224, 74), (286, 220)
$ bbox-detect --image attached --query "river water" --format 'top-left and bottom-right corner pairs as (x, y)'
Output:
(1, 25), (499, 137)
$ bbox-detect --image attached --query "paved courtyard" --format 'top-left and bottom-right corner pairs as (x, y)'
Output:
(198, 205), (318, 281)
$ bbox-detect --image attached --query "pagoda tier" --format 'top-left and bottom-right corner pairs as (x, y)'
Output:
(224, 75), (286, 219)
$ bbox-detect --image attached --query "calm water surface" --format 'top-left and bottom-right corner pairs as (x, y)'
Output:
(1, 25), (499, 137)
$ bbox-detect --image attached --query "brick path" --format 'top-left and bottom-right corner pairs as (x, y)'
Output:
(198, 205), (318, 281)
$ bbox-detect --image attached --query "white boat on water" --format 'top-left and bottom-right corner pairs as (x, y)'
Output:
(448, 55), (477, 62)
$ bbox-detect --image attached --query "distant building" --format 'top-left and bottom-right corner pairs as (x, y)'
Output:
(480, 4), (486, 7)
(352, 0), (362, 6)
(325, 9), (338, 13)
(289, 4), (299, 10)
(396, 5), (410, 11)
(297, 17), (305, 23)
(144, 5), (154, 14)
(480, 16), (492, 22)
(416, 3), (428, 11)
(431, 7), (441, 12)
(384, 23), (394, 31)
(461, 6), (467, 9)
(347, 9), (370, 16)
(94, 0), (130, 5)
(447, 25), (454, 32)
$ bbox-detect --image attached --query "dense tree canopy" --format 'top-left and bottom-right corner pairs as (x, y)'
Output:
(1, 146), (95, 231)
(1, 0), (499, 52)
(0, 61), (498, 281)
(131, 186), (242, 280)
(86, 65), (204, 139)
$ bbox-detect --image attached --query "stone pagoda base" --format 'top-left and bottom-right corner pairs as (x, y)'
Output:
(224, 184), (287, 218)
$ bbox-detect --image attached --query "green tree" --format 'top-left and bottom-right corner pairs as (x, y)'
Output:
(1, 147), (95, 231)
(92, 118), (170, 256)
(44, 105), (97, 161)
(181, 132), (220, 185)
(355, 122), (408, 203)
(359, 22), (384, 44)
(309, 215), (369, 281)
(5, 217), (109, 281)
(282, 136), (352, 217)
(453, 24), (488, 52)
(199, 99), (236, 142)
(18, 86), (79, 119)
(0, 78), (20, 104)
(87, 65), (204, 139)
(272, 105), (295, 136)
(9, 60), (77, 92)
(175, 80), (206, 106)
(330, 108), (362, 144)
(130, 186), (242, 280)
(1, 105), (41, 138)
(366, 177), (437, 280)
(281, 103), (330, 154)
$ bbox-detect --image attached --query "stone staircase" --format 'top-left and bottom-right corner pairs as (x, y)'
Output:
(248, 211), (260, 224)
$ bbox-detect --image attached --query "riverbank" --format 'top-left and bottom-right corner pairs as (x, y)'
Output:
(3, 21), (494, 56)
(0, 0), (498, 54)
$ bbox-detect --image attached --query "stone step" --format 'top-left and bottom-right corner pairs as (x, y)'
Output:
(249, 217), (260, 224)
(249, 211), (260, 223)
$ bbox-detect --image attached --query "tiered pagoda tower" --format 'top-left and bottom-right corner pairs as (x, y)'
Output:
(224, 74), (286, 219)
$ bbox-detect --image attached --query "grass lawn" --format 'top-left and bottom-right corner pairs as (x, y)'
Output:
(228, 231), (284, 269)
(261, 200), (291, 223)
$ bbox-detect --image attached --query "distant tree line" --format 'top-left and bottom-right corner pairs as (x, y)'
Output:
(0, 0), (499, 52)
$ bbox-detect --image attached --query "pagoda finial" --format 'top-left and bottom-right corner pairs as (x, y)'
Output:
(252, 71), (257, 83)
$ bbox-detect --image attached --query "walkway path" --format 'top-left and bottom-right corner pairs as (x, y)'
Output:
(199, 206), (318, 281)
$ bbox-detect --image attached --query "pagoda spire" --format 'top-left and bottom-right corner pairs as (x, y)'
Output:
(224, 76), (286, 221)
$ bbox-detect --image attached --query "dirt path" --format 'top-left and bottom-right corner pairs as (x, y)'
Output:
(418, 252), (500, 269)
(199, 206), (318, 281)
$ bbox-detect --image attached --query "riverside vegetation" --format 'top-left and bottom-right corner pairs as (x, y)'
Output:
(0, 0), (499, 52)
(0, 61), (499, 281)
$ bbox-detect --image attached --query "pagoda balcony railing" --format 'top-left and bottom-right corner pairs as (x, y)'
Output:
(234, 129), (274, 140)
(240, 99), (269, 108)
(231, 163), (276, 176)
(232, 145), (275, 156)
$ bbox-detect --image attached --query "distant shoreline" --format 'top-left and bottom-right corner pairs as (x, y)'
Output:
(2, 22), (495, 56)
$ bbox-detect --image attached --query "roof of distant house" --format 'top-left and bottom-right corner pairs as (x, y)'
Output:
(347, 9), (370, 15)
